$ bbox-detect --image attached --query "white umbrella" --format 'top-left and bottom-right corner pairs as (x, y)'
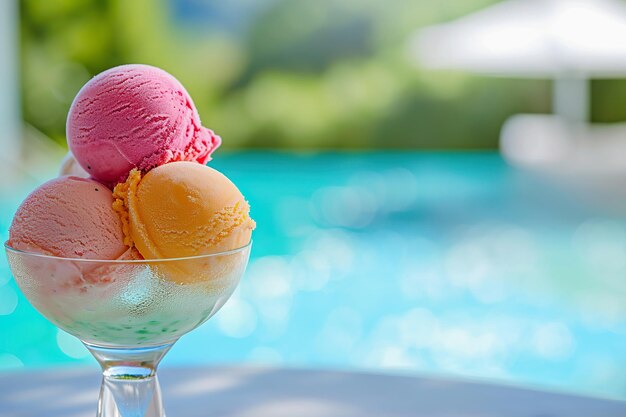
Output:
(411, 0), (626, 122)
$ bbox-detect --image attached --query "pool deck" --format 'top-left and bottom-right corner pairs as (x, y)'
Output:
(0, 365), (624, 416)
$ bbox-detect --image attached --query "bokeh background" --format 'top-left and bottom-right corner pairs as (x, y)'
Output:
(17, 0), (626, 151)
(0, 0), (625, 402)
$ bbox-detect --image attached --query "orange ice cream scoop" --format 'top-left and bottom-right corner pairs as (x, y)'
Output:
(114, 161), (255, 262)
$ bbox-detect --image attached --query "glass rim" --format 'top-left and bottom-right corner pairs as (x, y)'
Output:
(4, 240), (252, 264)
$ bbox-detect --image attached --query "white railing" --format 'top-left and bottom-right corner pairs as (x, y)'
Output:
(0, 0), (20, 165)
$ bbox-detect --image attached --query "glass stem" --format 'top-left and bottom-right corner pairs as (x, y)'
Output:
(85, 342), (174, 417)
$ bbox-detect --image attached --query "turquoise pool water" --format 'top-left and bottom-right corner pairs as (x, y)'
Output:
(0, 152), (624, 400)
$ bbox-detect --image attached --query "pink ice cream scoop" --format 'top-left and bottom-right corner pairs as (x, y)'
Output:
(67, 64), (221, 186)
(8, 176), (128, 260)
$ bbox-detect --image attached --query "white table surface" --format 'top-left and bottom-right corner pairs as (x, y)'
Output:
(0, 366), (624, 417)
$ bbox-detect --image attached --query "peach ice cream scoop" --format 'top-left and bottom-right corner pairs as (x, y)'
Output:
(112, 162), (254, 284)
(113, 161), (255, 260)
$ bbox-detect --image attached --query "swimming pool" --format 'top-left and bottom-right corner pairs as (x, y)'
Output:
(1, 152), (624, 400)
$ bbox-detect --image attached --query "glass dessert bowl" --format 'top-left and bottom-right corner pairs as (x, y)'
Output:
(5, 241), (251, 417)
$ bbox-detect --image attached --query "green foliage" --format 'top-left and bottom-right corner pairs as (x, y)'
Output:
(20, 0), (613, 150)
